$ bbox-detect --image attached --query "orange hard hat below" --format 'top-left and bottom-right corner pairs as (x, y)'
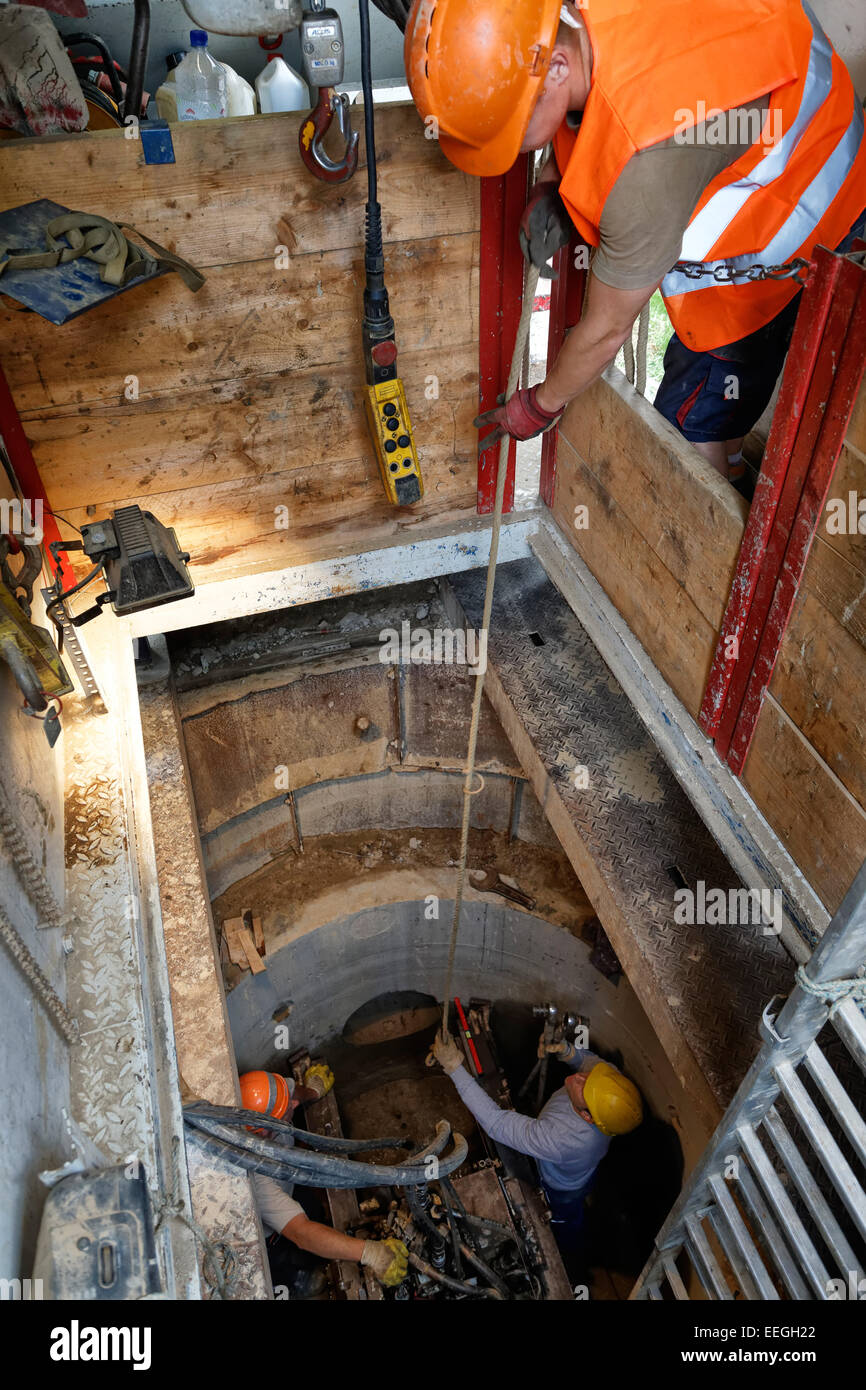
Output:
(404, 0), (563, 177)
(239, 1069), (295, 1120)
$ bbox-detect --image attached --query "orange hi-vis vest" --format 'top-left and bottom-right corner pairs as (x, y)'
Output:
(552, 0), (866, 352)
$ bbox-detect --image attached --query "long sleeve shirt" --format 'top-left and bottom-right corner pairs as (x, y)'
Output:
(451, 1049), (611, 1194)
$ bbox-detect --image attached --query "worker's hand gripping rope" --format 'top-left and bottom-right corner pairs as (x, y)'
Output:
(431, 1030), (464, 1075)
(474, 386), (562, 449)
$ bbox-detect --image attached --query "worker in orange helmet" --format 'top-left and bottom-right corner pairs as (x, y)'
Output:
(405, 0), (866, 480)
(239, 1068), (408, 1298)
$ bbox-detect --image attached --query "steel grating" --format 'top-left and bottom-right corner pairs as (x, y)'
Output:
(447, 558), (794, 1111)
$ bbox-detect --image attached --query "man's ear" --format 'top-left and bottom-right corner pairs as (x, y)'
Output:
(545, 46), (573, 91)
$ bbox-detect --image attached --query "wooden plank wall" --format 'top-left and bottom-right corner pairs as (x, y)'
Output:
(551, 366), (866, 914)
(741, 378), (866, 912)
(551, 367), (749, 720)
(0, 108), (480, 585)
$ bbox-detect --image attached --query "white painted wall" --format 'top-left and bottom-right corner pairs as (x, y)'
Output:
(49, 0), (866, 112)
(0, 646), (70, 1280)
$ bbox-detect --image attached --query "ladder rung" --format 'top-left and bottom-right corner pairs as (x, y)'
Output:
(764, 1106), (863, 1283)
(775, 1060), (866, 1244)
(684, 1214), (733, 1301)
(661, 1252), (689, 1300)
(832, 996), (866, 1074)
(738, 1122), (830, 1298)
(804, 1042), (866, 1169)
(706, 1204), (763, 1300)
(708, 1174), (778, 1299)
(735, 1162), (810, 1299)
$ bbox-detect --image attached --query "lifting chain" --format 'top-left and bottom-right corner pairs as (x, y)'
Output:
(673, 256), (811, 284)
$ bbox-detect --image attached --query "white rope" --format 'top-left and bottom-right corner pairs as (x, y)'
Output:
(441, 260), (541, 1033)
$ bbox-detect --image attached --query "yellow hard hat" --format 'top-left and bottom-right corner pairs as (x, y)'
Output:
(583, 1062), (643, 1137)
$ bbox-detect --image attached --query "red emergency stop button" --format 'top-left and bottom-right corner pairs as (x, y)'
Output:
(371, 340), (398, 367)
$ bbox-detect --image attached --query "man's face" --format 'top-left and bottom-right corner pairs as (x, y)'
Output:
(565, 1070), (594, 1125)
(519, 40), (588, 153)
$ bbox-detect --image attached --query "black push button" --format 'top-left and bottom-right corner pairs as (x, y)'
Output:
(390, 461), (399, 472)
(385, 418), (400, 432)
(383, 402), (397, 416)
(397, 435), (410, 448)
(384, 439), (397, 452)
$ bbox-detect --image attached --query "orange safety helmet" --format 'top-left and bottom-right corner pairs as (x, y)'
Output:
(239, 1069), (295, 1120)
(404, 0), (563, 177)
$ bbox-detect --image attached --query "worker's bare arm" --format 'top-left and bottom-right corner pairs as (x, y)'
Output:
(282, 1212), (365, 1262)
(536, 272), (660, 414)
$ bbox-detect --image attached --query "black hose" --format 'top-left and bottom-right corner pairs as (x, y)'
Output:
(359, 0), (377, 208)
(187, 1113), (459, 1181)
(370, 0), (410, 32)
(184, 1113), (467, 1188)
(458, 1242), (511, 1300)
(407, 1251), (502, 1299)
(183, 1101), (412, 1155)
(64, 33), (126, 108)
(123, 0), (150, 122)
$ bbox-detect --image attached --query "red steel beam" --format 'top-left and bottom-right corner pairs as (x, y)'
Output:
(477, 157), (529, 515)
(727, 257), (866, 773)
(699, 249), (842, 740)
(713, 249), (862, 759)
(0, 364), (76, 589)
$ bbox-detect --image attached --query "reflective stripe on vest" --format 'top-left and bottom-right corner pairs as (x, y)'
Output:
(663, 5), (864, 301)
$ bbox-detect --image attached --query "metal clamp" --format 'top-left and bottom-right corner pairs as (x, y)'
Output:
(298, 88), (359, 184)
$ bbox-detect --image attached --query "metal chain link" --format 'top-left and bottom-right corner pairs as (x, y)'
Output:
(673, 256), (811, 284)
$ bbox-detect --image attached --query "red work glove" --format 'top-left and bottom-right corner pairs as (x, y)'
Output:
(474, 386), (562, 451)
(519, 180), (572, 276)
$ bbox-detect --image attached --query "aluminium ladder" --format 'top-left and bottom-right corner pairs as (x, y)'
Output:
(633, 859), (866, 1301)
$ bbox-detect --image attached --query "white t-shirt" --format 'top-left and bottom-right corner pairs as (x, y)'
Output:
(252, 1172), (304, 1236)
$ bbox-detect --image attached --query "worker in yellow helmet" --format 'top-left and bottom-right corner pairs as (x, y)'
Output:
(432, 1030), (642, 1274)
(405, 0), (866, 480)
(240, 1067), (408, 1298)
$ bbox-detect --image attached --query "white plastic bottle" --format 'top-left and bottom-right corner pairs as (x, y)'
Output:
(255, 55), (309, 114)
(174, 31), (228, 120)
(154, 51), (186, 122)
(220, 61), (256, 116)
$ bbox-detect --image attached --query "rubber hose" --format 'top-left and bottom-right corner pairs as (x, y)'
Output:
(184, 1116), (467, 1188)
(185, 1112), (460, 1183)
(458, 1242), (511, 1299)
(184, 1107), (451, 1168)
(183, 1101), (412, 1155)
(407, 1251), (502, 1299)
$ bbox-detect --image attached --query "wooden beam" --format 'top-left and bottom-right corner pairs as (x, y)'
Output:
(742, 695), (866, 913)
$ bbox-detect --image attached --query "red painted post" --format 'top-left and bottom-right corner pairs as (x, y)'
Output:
(726, 258), (866, 773)
(0, 364), (76, 588)
(477, 156), (529, 514)
(699, 250), (841, 741)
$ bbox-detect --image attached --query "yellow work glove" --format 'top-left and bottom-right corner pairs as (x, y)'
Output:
(432, 1030), (464, 1075)
(303, 1062), (335, 1098)
(361, 1238), (408, 1288)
